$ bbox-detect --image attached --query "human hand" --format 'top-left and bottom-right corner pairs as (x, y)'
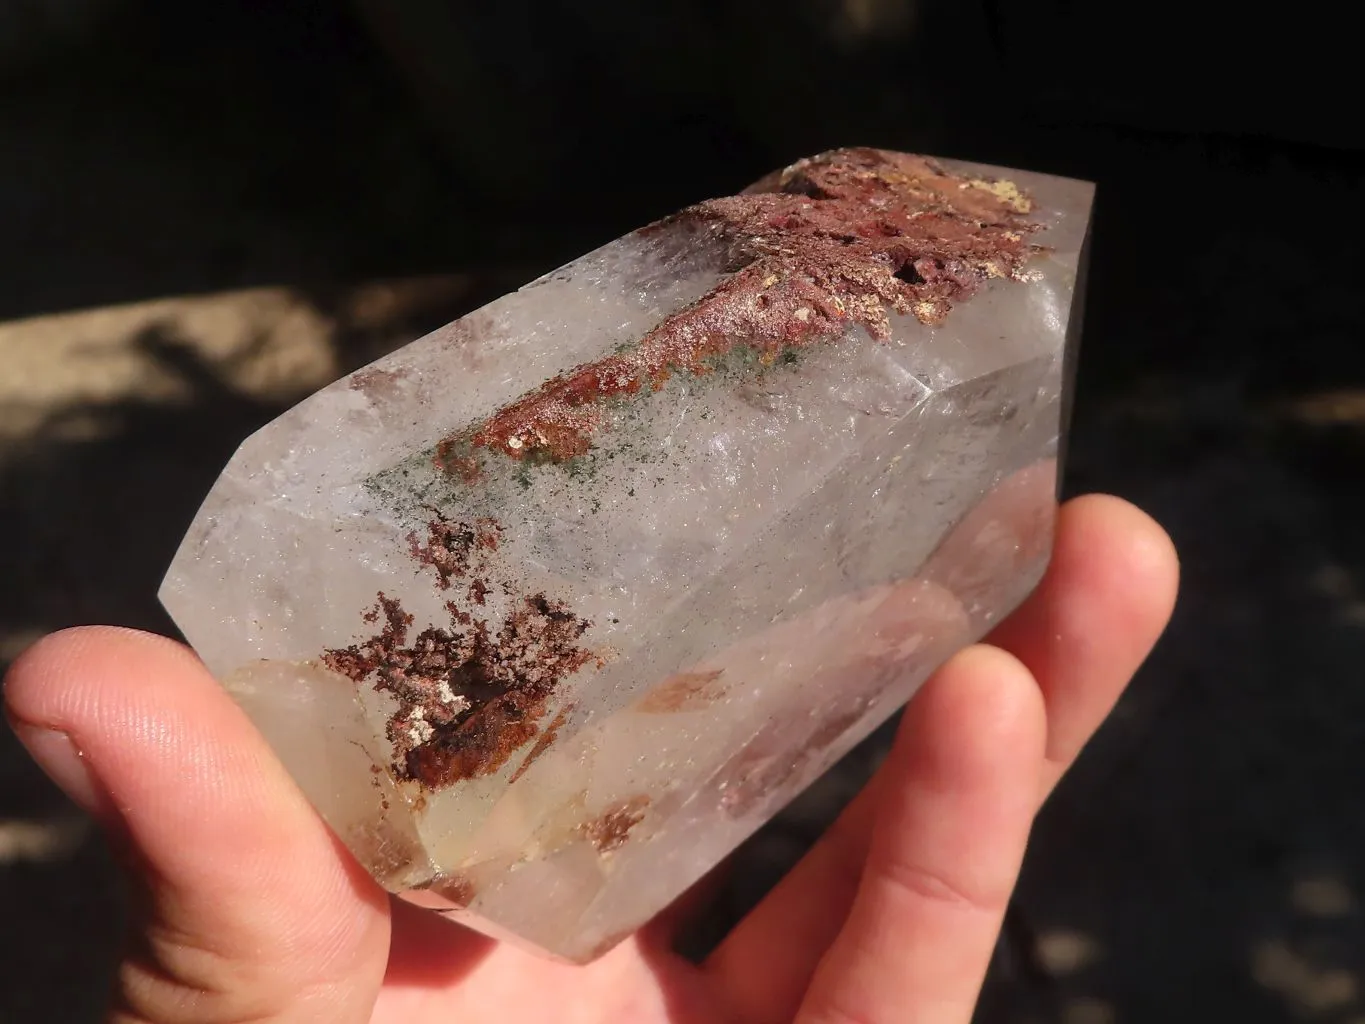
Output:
(4, 494), (1177, 1024)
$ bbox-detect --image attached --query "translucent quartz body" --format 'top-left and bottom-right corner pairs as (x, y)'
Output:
(161, 156), (1093, 962)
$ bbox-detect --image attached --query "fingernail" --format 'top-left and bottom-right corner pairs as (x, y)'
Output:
(11, 724), (111, 818)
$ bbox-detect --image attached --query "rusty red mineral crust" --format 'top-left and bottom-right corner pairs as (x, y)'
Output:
(443, 148), (1041, 467)
(578, 796), (651, 853)
(322, 518), (597, 790)
(323, 149), (1041, 793)
(508, 705), (573, 783)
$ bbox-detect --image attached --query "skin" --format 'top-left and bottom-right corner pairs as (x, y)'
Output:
(3, 494), (1177, 1024)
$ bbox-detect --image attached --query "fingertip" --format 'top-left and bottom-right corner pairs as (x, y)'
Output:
(4, 625), (204, 729)
(4, 625), (325, 862)
(1059, 494), (1180, 619)
(6, 625), (392, 1019)
(903, 643), (1048, 785)
(983, 494), (1176, 798)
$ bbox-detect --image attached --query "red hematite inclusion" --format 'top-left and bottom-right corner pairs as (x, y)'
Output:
(321, 518), (598, 790)
(451, 148), (1042, 467)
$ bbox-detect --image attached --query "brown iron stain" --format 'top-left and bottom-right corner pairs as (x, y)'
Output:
(367, 766), (391, 813)
(322, 516), (598, 791)
(509, 704), (574, 783)
(343, 819), (424, 883)
(407, 870), (478, 908)
(578, 796), (651, 853)
(441, 148), (1041, 467)
(804, 699), (870, 755)
(433, 439), (484, 484)
(349, 366), (410, 404)
(633, 669), (727, 714)
(406, 517), (502, 591)
(433, 873), (477, 908)
(717, 700), (869, 819)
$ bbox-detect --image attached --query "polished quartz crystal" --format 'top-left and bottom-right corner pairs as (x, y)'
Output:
(160, 148), (1093, 962)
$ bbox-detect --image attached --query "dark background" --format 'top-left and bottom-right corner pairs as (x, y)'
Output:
(1, 2), (1362, 1020)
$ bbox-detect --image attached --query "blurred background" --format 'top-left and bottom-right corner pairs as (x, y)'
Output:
(1, 2), (1362, 1020)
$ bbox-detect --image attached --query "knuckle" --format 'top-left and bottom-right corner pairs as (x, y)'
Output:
(876, 856), (1004, 916)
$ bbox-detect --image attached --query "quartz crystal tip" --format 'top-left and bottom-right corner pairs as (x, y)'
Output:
(160, 147), (1094, 963)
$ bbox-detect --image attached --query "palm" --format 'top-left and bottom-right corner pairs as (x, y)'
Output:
(373, 925), (715, 1023)
(4, 495), (1177, 1024)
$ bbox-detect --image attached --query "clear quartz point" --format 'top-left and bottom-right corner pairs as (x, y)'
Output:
(160, 149), (1094, 963)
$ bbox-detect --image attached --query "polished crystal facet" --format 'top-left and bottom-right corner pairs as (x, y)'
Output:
(160, 149), (1093, 962)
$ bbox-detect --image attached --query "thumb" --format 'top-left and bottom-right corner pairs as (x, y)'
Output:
(3, 627), (391, 1024)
